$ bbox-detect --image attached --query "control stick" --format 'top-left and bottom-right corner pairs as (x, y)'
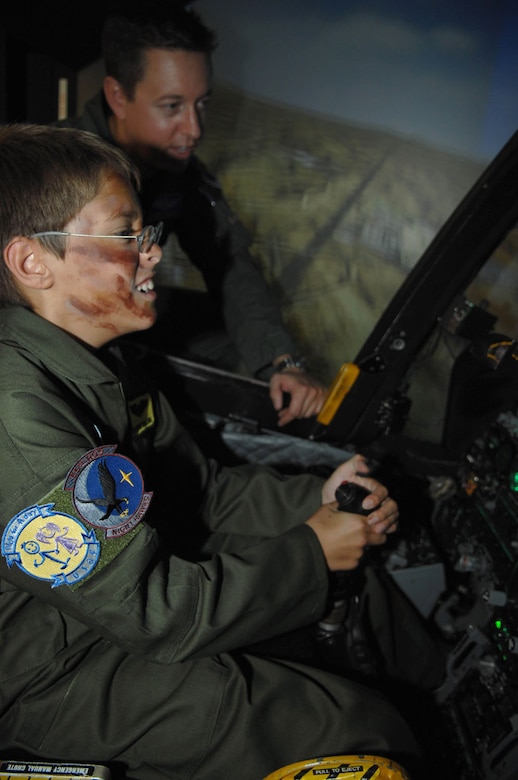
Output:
(316, 481), (380, 675)
(318, 481), (372, 633)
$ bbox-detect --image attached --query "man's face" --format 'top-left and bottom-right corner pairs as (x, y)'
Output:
(41, 174), (161, 348)
(110, 48), (212, 171)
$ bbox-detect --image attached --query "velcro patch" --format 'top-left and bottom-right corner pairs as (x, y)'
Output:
(128, 392), (155, 436)
(1, 445), (152, 587)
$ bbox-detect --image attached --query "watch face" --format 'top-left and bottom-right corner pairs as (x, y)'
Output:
(276, 356), (307, 372)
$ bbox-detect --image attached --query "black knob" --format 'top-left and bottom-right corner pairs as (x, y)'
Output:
(335, 482), (371, 515)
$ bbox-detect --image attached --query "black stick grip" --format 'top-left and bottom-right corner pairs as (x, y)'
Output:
(330, 482), (373, 600)
(335, 481), (371, 514)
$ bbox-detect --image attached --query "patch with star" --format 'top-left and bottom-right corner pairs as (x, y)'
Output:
(1, 446), (152, 587)
(64, 445), (152, 538)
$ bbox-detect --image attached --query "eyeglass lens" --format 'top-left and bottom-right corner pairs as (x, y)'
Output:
(139, 223), (163, 253)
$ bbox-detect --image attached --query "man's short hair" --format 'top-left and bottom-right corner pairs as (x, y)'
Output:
(102, 2), (217, 99)
(0, 123), (140, 307)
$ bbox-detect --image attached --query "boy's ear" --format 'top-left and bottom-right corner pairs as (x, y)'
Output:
(104, 76), (128, 119)
(4, 238), (54, 291)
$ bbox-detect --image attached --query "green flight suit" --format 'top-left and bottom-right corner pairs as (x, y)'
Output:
(0, 307), (419, 780)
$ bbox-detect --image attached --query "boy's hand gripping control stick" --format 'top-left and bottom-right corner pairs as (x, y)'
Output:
(318, 481), (371, 634)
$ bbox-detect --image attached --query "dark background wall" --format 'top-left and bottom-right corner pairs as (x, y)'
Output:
(0, 2), (104, 124)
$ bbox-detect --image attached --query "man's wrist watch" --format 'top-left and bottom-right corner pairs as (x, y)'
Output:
(274, 355), (308, 373)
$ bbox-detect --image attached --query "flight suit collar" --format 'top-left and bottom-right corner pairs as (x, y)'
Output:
(0, 307), (118, 386)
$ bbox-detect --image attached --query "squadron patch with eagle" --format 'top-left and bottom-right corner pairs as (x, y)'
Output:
(1, 446), (152, 587)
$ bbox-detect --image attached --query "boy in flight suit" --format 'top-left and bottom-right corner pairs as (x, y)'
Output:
(0, 124), (429, 779)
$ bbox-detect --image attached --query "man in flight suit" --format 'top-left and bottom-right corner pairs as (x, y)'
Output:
(59, 1), (328, 428)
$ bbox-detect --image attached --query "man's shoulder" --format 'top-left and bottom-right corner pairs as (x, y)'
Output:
(54, 91), (112, 142)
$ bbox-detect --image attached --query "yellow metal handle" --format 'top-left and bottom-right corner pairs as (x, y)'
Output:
(316, 362), (360, 426)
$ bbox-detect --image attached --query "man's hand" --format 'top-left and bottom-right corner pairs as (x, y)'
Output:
(269, 369), (327, 426)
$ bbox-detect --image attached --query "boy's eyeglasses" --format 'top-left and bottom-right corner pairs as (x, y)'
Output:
(30, 222), (164, 255)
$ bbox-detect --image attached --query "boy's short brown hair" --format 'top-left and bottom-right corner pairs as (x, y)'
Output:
(0, 123), (140, 307)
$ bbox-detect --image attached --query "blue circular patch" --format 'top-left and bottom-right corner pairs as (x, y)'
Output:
(68, 449), (151, 538)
